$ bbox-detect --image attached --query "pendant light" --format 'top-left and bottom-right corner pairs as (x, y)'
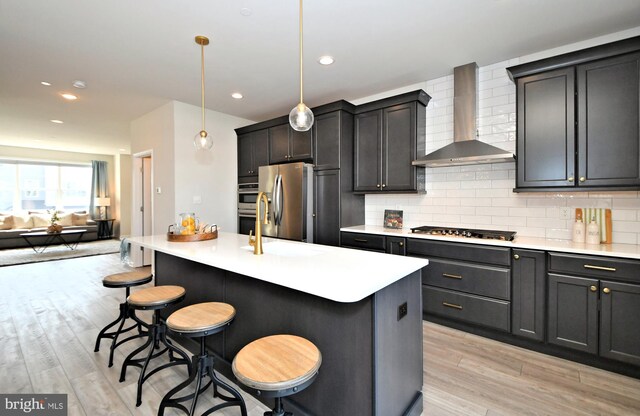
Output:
(194, 35), (213, 150)
(289, 0), (314, 132)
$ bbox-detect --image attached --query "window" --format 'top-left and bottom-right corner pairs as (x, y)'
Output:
(0, 161), (92, 212)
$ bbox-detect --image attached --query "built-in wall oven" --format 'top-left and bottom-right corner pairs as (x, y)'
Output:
(238, 183), (258, 235)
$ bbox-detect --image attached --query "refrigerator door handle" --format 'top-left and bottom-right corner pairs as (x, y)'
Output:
(276, 174), (284, 226)
(272, 174), (279, 225)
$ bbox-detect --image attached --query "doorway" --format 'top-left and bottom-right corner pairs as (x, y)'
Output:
(131, 151), (153, 267)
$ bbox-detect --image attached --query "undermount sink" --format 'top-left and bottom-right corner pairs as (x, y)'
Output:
(240, 241), (323, 257)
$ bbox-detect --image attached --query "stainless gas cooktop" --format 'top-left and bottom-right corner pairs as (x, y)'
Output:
(410, 226), (516, 241)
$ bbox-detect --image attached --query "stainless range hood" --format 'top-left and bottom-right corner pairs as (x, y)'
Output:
(412, 63), (515, 167)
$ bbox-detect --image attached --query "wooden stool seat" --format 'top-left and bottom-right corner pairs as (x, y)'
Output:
(128, 285), (185, 308)
(167, 302), (235, 335)
(233, 335), (322, 392)
(103, 266), (152, 288)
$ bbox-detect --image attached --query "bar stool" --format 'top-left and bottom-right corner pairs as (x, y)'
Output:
(159, 302), (247, 416)
(232, 335), (322, 416)
(94, 266), (153, 367)
(119, 285), (192, 407)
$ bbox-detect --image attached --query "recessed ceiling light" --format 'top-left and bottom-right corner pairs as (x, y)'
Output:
(50, 119), (64, 124)
(318, 55), (335, 65)
(118, 148), (126, 152)
(61, 93), (77, 100)
(73, 80), (86, 89)
(231, 92), (243, 99)
(41, 81), (52, 86)
(240, 7), (252, 16)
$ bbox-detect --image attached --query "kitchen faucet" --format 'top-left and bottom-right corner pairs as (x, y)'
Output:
(248, 191), (269, 255)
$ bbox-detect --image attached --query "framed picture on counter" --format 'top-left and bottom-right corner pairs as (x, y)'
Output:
(383, 210), (403, 229)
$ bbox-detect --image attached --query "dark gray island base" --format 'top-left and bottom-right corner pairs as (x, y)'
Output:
(155, 251), (423, 416)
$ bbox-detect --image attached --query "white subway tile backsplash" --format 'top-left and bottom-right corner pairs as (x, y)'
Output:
(362, 57), (640, 244)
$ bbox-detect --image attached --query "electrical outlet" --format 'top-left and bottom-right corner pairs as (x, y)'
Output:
(155, 187), (162, 194)
(397, 302), (408, 321)
(560, 207), (571, 220)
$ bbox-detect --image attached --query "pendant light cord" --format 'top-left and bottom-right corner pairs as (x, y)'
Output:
(299, 0), (304, 105)
(201, 42), (206, 132)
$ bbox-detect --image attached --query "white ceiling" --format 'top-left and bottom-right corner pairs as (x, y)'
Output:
(1, 0), (639, 156)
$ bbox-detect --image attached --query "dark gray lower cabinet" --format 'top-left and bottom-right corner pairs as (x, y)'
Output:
(511, 249), (546, 341)
(547, 274), (599, 354)
(600, 280), (640, 366)
(386, 237), (406, 255)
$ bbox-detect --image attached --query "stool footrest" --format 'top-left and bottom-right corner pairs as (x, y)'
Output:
(159, 350), (247, 416)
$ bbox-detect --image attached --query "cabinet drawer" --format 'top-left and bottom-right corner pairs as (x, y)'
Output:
(423, 286), (510, 332)
(407, 239), (511, 266)
(548, 252), (640, 283)
(340, 232), (385, 251)
(422, 259), (510, 300)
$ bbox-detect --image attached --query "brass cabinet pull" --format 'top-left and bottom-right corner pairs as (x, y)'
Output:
(354, 238), (368, 243)
(382, 184), (386, 188)
(398, 242), (404, 247)
(376, 184), (381, 188)
(590, 285), (597, 292)
(603, 287), (611, 294)
(568, 176), (574, 182)
(442, 302), (463, 310)
(514, 254), (520, 260)
(579, 176), (586, 182)
(584, 264), (616, 272)
(443, 273), (462, 280)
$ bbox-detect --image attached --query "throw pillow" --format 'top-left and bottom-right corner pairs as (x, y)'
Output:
(0, 215), (13, 230)
(32, 214), (50, 228)
(12, 213), (33, 229)
(58, 212), (73, 226)
(72, 213), (89, 226)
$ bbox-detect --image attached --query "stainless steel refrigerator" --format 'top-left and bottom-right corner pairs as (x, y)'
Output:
(258, 162), (313, 242)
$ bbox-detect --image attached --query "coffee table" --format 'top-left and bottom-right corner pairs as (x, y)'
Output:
(20, 229), (87, 253)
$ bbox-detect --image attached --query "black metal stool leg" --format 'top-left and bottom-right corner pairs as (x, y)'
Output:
(120, 327), (154, 382)
(94, 302), (126, 352)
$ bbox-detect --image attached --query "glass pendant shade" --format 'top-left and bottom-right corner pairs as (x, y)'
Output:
(289, 103), (314, 132)
(194, 130), (213, 150)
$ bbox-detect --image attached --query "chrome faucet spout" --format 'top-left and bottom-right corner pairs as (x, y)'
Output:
(253, 192), (269, 255)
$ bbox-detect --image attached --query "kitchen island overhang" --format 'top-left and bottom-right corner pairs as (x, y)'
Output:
(128, 233), (428, 416)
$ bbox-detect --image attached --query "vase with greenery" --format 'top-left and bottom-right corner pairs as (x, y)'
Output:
(47, 209), (63, 233)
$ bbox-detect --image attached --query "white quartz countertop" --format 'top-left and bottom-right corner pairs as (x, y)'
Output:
(127, 232), (428, 303)
(341, 225), (640, 260)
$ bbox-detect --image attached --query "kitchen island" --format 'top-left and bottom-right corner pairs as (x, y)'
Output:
(127, 232), (428, 416)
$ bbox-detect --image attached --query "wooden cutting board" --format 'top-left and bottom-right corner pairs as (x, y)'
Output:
(575, 208), (612, 244)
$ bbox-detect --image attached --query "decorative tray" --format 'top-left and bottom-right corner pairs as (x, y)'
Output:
(167, 224), (218, 242)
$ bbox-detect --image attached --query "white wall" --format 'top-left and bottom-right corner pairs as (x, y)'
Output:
(130, 101), (176, 234)
(172, 101), (253, 232)
(358, 27), (640, 244)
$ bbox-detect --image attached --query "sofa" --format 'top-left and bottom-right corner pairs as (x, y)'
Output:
(0, 211), (98, 249)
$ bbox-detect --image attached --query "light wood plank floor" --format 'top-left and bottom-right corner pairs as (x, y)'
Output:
(1, 253), (640, 415)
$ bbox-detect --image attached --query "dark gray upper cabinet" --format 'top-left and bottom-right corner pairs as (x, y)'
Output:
(353, 90), (429, 193)
(354, 110), (383, 191)
(511, 249), (546, 341)
(515, 69), (575, 188)
(237, 130), (269, 177)
(269, 123), (313, 164)
(577, 52), (640, 187)
(313, 111), (342, 170)
(507, 36), (640, 192)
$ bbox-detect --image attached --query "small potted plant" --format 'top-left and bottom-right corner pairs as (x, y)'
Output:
(47, 209), (63, 233)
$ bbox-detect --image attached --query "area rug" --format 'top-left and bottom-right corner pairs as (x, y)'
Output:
(0, 239), (121, 267)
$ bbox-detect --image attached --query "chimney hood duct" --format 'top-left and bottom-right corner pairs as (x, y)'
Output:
(412, 62), (515, 167)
